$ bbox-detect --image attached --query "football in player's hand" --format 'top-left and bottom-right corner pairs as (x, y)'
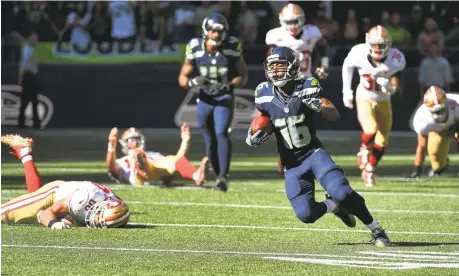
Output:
(250, 115), (273, 135)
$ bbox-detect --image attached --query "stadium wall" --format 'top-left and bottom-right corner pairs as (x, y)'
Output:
(2, 64), (458, 130)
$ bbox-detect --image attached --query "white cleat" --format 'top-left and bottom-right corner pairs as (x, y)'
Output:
(362, 164), (376, 188)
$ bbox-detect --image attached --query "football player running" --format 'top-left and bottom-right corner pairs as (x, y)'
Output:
(342, 25), (406, 187)
(408, 86), (459, 178)
(246, 46), (390, 247)
(178, 13), (248, 192)
(1, 134), (130, 229)
(106, 124), (209, 186)
(266, 3), (330, 175)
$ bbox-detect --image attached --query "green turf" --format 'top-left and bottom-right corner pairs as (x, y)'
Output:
(1, 130), (459, 275)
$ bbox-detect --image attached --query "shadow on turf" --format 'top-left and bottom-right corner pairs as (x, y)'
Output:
(336, 241), (459, 247)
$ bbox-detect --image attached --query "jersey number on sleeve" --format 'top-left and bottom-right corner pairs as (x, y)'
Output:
(361, 74), (376, 91)
(274, 115), (311, 149)
(199, 66), (228, 83)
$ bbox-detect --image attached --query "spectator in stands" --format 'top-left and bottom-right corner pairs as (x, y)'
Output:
(89, 1), (110, 43)
(138, 2), (166, 50)
(418, 44), (454, 95)
(358, 17), (372, 43)
(18, 30), (40, 129)
(234, 1), (258, 47)
(343, 9), (359, 44)
(108, 1), (137, 43)
(406, 4), (424, 45)
(172, 2), (196, 43)
(60, 1), (92, 49)
(388, 12), (411, 46)
(417, 18), (444, 57)
(24, 1), (59, 41)
(380, 11), (390, 28)
(247, 1), (276, 45)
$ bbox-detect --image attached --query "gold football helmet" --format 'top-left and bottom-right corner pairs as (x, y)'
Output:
(85, 200), (130, 228)
(119, 127), (146, 155)
(279, 3), (305, 36)
(366, 25), (392, 60)
(424, 86), (449, 123)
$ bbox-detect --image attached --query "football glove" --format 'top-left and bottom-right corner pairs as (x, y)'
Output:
(315, 66), (329, 79)
(246, 128), (271, 147)
(302, 98), (323, 113)
(342, 90), (354, 109)
(376, 77), (396, 95)
(188, 76), (211, 88)
(50, 221), (70, 230)
(208, 83), (233, 95)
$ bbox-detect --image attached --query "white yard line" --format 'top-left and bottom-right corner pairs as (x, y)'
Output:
(128, 222), (459, 236)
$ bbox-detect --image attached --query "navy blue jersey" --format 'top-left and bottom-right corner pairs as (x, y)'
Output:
(185, 37), (242, 96)
(255, 77), (324, 169)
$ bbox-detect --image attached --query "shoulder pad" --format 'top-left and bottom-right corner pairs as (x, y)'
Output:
(185, 38), (203, 60)
(255, 82), (270, 97)
(389, 48), (406, 69)
(223, 36), (242, 57)
(305, 77), (322, 88)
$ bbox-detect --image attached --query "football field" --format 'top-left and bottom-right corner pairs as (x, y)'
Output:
(1, 129), (459, 275)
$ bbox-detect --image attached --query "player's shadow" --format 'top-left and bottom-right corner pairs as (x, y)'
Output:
(336, 241), (459, 247)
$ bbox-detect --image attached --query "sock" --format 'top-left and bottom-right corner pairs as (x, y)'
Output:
(340, 191), (374, 225)
(361, 132), (376, 146)
(21, 155), (43, 193)
(216, 132), (232, 176)
(365, 220), (382, 231)
(175, 157), (197, 180)
(369, 144), (385, 167)
(323, 199), (337, 213)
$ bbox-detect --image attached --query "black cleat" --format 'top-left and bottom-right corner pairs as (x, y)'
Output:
(213, 175), (229, 192)
(371, 228), (391, 247)
(325, 194), (356, 228)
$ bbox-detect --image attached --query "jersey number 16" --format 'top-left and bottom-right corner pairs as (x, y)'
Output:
(274, 115), (311, 149)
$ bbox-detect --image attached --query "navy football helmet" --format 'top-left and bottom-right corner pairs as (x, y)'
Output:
(202, 13), (229, 46)
(264, 46), (300, 87)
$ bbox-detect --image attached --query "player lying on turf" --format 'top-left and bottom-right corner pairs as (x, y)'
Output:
(408, 86), (459, 178)
(1, 134), (130, 229)
(246, 46), (390, 247)
(106, 124), (209, 186)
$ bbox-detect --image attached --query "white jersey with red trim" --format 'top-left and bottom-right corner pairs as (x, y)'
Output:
(413, 93), (459, 136)
(265, 25), (322, 78)
(116, 151), (164, 185)
(342, 43), (406, 102)
(55, 181), (119, 226)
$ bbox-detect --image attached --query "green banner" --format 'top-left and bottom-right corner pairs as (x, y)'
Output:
(35, 42), (186, 64)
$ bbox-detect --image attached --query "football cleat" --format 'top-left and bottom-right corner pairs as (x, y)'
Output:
(213, 175), (229, 192)
(357, 145), (370, 170)
(371, 228), (391, 247)
(1, 134), (33, 159)
(362, 164), (375, 188)
(428, 158), (449, 177)
(194, 157), (210, 186)
(325, 194), (356, 228)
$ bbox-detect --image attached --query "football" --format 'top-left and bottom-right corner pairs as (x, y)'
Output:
(250, 114), (274, 135)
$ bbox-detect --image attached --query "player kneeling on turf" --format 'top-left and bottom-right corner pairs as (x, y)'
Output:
(1, 134), (130, 229)
(106, 123), (209, 186)
(246, 46), (390, 247)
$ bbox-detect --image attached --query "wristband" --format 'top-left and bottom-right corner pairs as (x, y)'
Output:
(48, 219), (59, 228)
(180, 141), (189, 150)
(108, 143), (115, 152)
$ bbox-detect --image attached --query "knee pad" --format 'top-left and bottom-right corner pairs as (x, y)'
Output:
(294, 203), (322, 224)
(320, 167), (353, 203)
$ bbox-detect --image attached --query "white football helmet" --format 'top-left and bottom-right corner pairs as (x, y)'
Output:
(279, 3), (305, 37)
(85, 200), (130, 228)
(119, 127), (146, 155)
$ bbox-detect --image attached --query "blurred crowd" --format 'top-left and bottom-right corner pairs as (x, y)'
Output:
(2, 1), (458, 64)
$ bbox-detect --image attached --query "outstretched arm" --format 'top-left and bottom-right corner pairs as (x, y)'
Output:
(175, 123), (191, 158)
(106, 127), (122, 178)
(38, 197), (71, 229)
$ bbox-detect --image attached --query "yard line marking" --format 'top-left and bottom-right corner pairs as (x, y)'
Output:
(124, 201), (459, 215)
(372, 250), (459, 256)
(128, 222), (459, 236)
(276, 190), (459, 198)
(359, 251), (459, 261)
(1, 244), (457, 263)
